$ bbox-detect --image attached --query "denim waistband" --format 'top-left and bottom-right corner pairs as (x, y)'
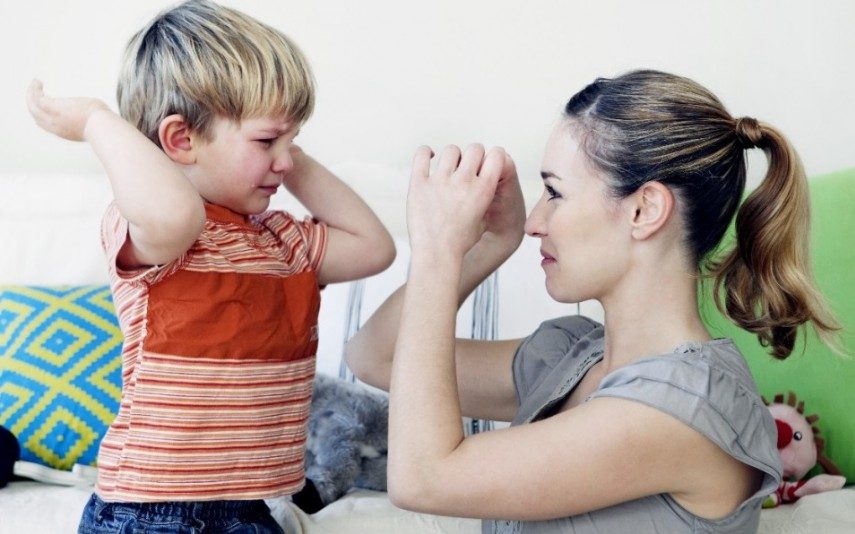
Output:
(94, 493), (270, 521)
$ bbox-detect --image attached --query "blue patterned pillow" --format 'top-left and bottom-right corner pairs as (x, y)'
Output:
(0, 286), (122, 470)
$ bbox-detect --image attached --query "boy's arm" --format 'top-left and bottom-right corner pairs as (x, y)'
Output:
(284, 147), (396, 285)
(27, 81), (205, 269)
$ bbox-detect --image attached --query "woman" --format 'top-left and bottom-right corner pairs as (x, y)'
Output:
(345, 70), (841, 533)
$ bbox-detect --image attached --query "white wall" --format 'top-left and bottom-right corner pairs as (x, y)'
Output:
(2, 1), (854, 359)
(4, 1), (854, 228)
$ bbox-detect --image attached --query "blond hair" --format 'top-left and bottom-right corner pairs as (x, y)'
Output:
(117, 0), (314, 146)
(564, 70), (841, 359)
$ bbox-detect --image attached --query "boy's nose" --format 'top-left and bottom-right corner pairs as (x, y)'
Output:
(271, 150), (294, 174)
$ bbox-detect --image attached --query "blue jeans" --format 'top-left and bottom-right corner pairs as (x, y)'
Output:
(78, 493), (287, 534)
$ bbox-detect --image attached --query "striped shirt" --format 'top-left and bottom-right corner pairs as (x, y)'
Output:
(95, 202), (327, 502)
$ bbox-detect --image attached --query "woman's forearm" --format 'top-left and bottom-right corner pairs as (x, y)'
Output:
(344, 232), (520, 389)
(387, 250), (464, 499)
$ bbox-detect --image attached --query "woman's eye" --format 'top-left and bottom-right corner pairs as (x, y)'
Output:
(545, 185), (561, 200)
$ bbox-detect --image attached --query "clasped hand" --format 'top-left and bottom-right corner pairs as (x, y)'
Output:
(407, 144), (525, 262)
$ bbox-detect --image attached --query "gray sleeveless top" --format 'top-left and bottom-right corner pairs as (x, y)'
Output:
(483, 316), (782, 534)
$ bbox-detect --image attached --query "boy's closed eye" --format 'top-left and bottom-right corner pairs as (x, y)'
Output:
(256, 129), (299, 147)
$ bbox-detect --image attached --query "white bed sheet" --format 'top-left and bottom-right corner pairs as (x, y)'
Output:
(3, 482), (854, 534)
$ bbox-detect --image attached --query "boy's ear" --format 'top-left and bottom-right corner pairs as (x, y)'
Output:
(158, 114), (196, 165)
(628, 181), (675, 240)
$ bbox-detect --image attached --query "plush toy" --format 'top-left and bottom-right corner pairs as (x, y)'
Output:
(291, 373), (389, 513)
(0, 425), (20, 488)
(762, 392), (846, 508)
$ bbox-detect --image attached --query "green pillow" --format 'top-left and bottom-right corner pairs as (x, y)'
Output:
(700, 167), (855, 482)
(0, 286), (122, 470)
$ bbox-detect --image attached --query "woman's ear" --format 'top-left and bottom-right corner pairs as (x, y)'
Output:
(628, 181), (675, 240)
(158, 114), (196, 165)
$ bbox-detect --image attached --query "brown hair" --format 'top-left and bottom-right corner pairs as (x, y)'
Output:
(564, 70), (841, 359)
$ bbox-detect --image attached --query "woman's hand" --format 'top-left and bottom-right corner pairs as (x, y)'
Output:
(407, 144), (506, 261)
(26, 80), (110, 142)
(478, 151), (526, 251)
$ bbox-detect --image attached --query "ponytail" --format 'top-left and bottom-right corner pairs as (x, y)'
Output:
(559, 71), (842, 358)
(708, 119), (842, 359)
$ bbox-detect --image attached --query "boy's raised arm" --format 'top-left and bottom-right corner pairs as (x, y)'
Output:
(285, 147), (396, 285)
(26, 80), (205, 269)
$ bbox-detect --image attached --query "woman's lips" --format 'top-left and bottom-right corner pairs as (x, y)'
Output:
(540, 249), (556, 267)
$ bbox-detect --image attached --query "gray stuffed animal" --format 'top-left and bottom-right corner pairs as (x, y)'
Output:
(291, 373), (388, 513)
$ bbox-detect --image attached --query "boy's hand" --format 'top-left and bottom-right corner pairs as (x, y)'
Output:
(282, 143), (307, 186)
(278, 147), (396, 285)
(26, 80), (109, 142)
(289, 143), (305, 157)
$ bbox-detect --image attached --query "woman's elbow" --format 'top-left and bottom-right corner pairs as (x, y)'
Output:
(343, 342), (385, 390)
(369, 234), (396, 274)
(387, 457), (458, 514)
(342, 343), (364, 379)
(387, 485), (416, 511)
(387, 473), (433, 513)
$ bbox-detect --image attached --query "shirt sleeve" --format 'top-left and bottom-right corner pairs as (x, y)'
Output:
(296, 215), (328, 272)
(100, 202), (188, 285)
(588, 350), (782, 507)
(512, 315), (601, 406)
(260, 210), (329, 273)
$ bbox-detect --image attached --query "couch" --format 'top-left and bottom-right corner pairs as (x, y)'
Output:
(1, 166), (853, 533)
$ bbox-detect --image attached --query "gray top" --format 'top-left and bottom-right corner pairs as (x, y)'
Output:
(483, 316), (782, 534)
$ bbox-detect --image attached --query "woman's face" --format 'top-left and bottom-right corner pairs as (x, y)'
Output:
(524, 123), (632, 304)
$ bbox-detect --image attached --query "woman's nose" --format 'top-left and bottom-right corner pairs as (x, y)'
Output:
(524, 199), (547, 237)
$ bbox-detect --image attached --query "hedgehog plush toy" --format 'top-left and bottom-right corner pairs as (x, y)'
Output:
(291, 373), (389, 513)
(762, 392), (846, 507)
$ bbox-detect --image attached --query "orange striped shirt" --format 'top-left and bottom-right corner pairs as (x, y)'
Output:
(96, 202), (327, 502)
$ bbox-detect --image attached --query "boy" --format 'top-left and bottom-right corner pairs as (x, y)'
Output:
(26, 1), (395, 532)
